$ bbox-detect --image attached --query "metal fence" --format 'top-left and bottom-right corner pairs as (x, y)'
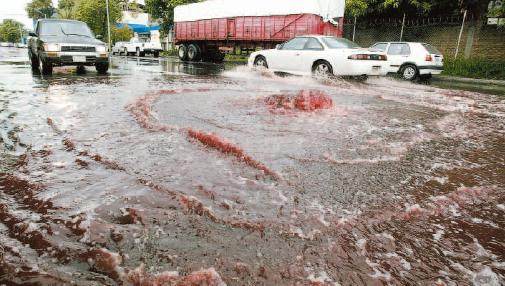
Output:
(343, 14), (505, 60)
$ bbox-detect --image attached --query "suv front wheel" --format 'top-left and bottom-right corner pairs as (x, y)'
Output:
(29, 52), (39, 70)
(39, 56), (53, 75)
(96, 62), (109, 74)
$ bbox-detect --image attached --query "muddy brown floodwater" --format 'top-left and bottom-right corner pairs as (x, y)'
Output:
(1, 47), (504, 286)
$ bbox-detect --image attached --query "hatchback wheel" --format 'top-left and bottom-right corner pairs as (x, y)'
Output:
(313, 61), (333, 77)
(400, 64), (418, 80)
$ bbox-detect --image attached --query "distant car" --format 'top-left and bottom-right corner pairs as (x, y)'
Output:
(248, 35), (388, 79)
(28, 19), (110, 75)
(370, 42), (444, 80)
(111, 41), (127, 55)
(0, 42), (9, 47)
(124, 38), (162, 57)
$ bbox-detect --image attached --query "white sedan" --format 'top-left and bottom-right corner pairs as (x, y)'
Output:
(248, 36), (388, 78)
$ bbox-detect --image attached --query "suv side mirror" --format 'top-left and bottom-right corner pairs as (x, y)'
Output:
(276, 44), (282, 50)
(29, 32), (37, 37)
(96, 35), (103, 40)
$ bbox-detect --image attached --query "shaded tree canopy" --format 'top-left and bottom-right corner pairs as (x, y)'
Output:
(74, 0), (122, 42)
(346, 0), (491, 19)
(0, 19), (24, 43)
(58, 0), (77, 19)
(26, 0), (55, 20)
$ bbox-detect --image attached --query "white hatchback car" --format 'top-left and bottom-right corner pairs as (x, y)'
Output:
(370, 42), (444, 80)
(248, 36), (388, 79)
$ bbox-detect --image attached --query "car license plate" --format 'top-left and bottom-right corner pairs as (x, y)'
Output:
(72, 56), (86, 62)
(372, 66), (381, 71)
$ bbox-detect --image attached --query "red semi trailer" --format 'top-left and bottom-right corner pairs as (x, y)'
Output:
(174, 0), (345, 62)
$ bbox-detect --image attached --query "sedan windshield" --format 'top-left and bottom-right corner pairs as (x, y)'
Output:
(321, 37), (360, 49)
(40, 21), (94, 38)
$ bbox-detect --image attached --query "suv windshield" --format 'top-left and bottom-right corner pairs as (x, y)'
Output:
(40, 21), (94, 38)
(321, 37), (360, 49)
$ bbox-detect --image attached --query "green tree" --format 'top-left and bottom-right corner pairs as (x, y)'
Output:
(74, 0), (121, 42)
(346, 0), (492, 18)
(58, 0), (77, 19)
(145, 0), (199, 35)
(0, 19), (24, 43)
(26, 0), (55, 20)
(112, 26), (134, 43)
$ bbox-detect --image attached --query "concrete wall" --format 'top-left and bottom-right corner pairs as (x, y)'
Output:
(344, 21), (505, 59)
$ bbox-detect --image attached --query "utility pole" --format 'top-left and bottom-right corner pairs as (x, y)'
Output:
(399, 13), (406, 41)
(455, 10), (467, 59)
(352, 16), (357, 42)
(105, 0), (112, 62)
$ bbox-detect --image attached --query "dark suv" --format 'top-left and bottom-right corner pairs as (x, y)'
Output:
(28, 19), (109, 75)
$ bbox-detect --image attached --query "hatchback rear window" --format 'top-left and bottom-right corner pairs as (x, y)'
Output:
(422, 44), (441, 55)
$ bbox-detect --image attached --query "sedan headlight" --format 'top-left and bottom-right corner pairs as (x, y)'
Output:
(96, 45), (107, 53)
(43, 43), (60, 52)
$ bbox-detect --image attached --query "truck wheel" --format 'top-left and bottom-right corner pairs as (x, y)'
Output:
(312, 60), (333, 78)
(400, 64), (418, 81)
(38, 56), (53, 75)
(96, 62), (109, 74)
(178, 45), (188, 61)
(153, 51), (160, 58)
(188, 44), (201, 61)
(254, 56), (268, 68)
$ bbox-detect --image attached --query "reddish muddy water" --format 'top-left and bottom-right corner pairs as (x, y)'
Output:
(1, 47), (504, 285)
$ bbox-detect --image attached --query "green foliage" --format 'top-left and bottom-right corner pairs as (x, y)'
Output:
(160, 49), (177, 57)
(26, 0), (55, 20)
(345, 0), (370, 17)
(0, 19), (24, 43)
(58, 0), (77, 19)
(145, 0), (199, 35)
(74, 0), (122, 42)
(111, 26), (133, 43)
(443, 58), (505, 80)
(346, 0), (491, 18)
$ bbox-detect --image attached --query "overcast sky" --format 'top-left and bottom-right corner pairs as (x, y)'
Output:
(0, 0), (145, 29)
(0, 0), (59, 29)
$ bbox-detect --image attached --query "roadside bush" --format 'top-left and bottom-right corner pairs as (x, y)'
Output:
(443, 58), (505, 80)
(160, 50), (177, 57)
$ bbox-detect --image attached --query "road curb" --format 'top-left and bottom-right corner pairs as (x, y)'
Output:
(434, 75), (505, 87)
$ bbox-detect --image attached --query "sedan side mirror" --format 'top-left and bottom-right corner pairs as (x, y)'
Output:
(275, 44), (281, 50)
(29, 32), (37, 37)
(96, 35), (103, 40)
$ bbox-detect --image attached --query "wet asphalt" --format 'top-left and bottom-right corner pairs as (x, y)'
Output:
(0, 46), (505, 285)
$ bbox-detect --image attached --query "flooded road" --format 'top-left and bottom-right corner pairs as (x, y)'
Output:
(1, 46), (504, 286)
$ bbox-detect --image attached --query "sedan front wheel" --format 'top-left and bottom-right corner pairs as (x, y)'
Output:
(254, 56), (268, 68)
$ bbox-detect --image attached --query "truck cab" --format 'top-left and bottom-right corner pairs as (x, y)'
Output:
(124, 38), (162, 58)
